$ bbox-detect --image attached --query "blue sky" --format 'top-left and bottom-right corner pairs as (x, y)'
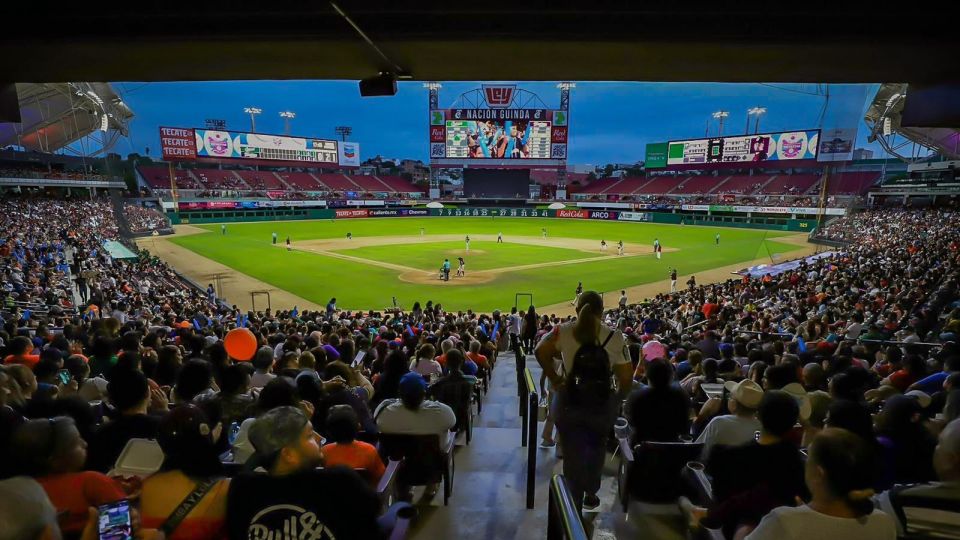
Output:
(116, 81), (885, 164)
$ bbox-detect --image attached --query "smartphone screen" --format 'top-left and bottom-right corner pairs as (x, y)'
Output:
(97, 500), (133, 540)
(57, 370), (71, 385)
(351, 351), (365, 368)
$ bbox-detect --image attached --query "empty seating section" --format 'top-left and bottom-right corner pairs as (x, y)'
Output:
(138, 166), (199, 189)
(758, 174), (820, 194)
(605, 177), (651, 194)
(578, 179), (619, 194)
(351, 174), (392, 192)
(376, 175), (423, 193)
(672, 176), (725, 195)
(234, 170), (286, 190)
(278, 172), (323, 191)
(194, 169), (242, 189)
(635, 176), (681, 194)
(716, 175), (765, 194)
(313, 173), (358, 191)
(828, 172), (880, 194)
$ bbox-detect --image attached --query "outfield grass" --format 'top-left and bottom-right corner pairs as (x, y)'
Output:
(168, 217), (805, 311)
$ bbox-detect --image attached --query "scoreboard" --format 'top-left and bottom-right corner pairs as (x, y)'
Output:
(430, 108), (568, 161)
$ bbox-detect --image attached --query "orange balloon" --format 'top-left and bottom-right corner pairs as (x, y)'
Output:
(224, 328), (258, 361)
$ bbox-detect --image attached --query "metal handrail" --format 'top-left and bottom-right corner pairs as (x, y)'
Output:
(523, 367), (538, 509)
(547, 475), (588, 540)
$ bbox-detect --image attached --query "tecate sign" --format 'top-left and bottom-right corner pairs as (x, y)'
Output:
(557, 209), (588, 219)
(335, 209), (369, 218)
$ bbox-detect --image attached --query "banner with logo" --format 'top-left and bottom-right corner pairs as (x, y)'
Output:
(557, 209), (588, 219)
(335, 209), (369, 218)
(618, 212), (652, 222)
(160, 127), (197, 161)
(587, 210), (619, 220)
(644, 142), (669, 169)
(338, 142), (361, 167)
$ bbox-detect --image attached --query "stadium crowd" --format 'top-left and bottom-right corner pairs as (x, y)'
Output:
(122, 204), (170, 233)
(0, 195), (958, 539)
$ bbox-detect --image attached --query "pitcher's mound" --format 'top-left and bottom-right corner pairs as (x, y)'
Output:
(449, 249), (487, 256)
(399, 270), (496, 285)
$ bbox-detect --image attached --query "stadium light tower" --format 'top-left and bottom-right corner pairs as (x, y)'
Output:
(280, 111), (296, 135)
(335, 126), (352, 141)
(712, 110), (729, 136)
(747, 106), (767, 134)
(243, 107), (262, 132)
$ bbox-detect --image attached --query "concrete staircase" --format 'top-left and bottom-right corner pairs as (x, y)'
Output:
(408, 351), (647, 539)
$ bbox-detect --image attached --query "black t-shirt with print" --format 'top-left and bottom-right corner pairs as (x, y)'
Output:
(226, 467), (383, 540)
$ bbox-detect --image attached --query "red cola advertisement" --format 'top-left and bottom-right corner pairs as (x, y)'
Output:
(557, 209), (588, 219)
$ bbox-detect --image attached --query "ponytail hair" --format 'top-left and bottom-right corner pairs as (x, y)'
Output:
(573, 291), (604, 345)
(809, 428), (877, 518)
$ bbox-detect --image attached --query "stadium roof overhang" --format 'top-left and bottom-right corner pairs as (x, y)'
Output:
(1, 3), (958, 84)
(0, 83), (134, 155)
(865, 84), (960, 161)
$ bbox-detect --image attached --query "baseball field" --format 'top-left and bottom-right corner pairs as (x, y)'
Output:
(140, 217), (814, 314)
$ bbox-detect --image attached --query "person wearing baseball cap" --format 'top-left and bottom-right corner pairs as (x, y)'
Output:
(374, 372), (455, 500)
(226, 406), (384, 540)
(696, 379), (764, 459)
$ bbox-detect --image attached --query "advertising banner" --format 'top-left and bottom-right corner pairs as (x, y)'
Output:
(159, 127), (197, 161)
(557, 209), (588, 219)
(335, 209), (369, 218)
(817, 128), (856, 162)
(588, 210), (619, 220)
(365, 209), (431, 217)
(618, 212), (652, 222)
(193, 128), (340, 165)
(667, 130), (820, 165)
(644, 142), (669, 169)
(338, 142), (361, 167)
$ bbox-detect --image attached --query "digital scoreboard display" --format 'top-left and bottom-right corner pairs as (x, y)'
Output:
(667, 130), (820, 165)
(430, 109), (568, 161)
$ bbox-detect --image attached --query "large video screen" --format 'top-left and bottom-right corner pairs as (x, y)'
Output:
(463, 169), (531, 198)
(195, 129), (339, 164)
(430, 109), (568, 160)
(667, 130), (820, 166)
(159, 127), (357, 166)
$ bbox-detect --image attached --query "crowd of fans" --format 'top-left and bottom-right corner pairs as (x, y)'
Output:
(0, 168), (112, 182)
(1, 195), (958, 539)
(575, 206), (958, 538)
(122, 204), (170, 233)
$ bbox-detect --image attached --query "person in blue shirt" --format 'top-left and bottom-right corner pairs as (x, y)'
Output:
(909, 356), (960, 394)
(442, 259), (451, 281)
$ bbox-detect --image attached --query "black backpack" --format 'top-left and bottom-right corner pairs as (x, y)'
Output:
(567, 330), (615, 409)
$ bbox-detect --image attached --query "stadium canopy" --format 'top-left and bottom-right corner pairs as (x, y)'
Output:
(865, 83), (959, 161)
(1, 4), (957, 84)
(0, 83), (133, 156)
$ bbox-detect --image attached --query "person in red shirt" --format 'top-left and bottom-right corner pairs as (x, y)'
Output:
(321, 405), (385, 486)
(10, 416), (125, 536)
(884, 354), (928, 393)
(3, 335), (40, 368)
(466, 340), (489, 370)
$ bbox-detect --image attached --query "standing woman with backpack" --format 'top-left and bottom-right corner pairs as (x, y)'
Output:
(535, 291), (634, 512)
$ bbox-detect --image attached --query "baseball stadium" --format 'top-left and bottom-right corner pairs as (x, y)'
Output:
(1, 4), (959, 540)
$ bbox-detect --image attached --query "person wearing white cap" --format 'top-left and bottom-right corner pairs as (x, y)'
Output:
(696, 379), (764, 460)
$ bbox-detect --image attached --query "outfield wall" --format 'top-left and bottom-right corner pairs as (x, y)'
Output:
(169, 206), (817, 231)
